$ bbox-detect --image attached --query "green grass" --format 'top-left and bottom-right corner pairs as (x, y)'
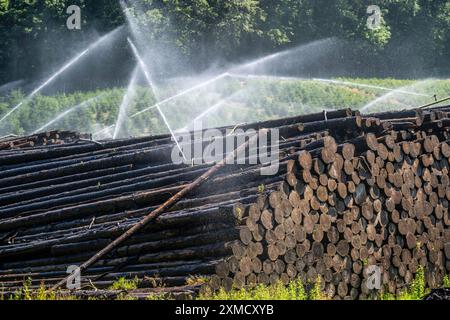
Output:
(443, 275), (450, 288)
(0, 278), (74, 300)
(1, 268), (449, 300)
(197, 276), (341, 300)
(201, 267), (445, 301)
(380, 266), (428, 300)
(198, 279), (310, 300)
(108, 277), (140, 291)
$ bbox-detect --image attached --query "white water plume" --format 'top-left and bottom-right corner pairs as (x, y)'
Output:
(179, 90), (245, 132)
(231, 38), (337, 75)
(229, 74), (308, 82)
(359, 79), (436, 113)
(0, 80), (24, 94)
(113, 67), (139, 139)
(124, 38), (336, 120)
(130, 73), (231, 119)
(93, 123), (115, 140)
(313, 78), (430, 97)
(32, 94), (106, 134)
(92, 73), (230, 137)
(0, 48), (88, 124)
(93, 124), (115, 137)
(127, 38), (186, 160)
(0, 26), (123, 125)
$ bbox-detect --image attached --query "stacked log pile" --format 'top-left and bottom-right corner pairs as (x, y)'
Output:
(213, 107), (450, 299)
(0, 110), (352, 296)
(0, 106), (449, 299)
(0, 130), (89, 150)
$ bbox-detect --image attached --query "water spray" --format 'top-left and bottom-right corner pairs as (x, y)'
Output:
(229, 73), (308, 82)
(179, 90), (245, 132)
(32, 93), (106, 134)
(113, 66), (139, 139)
(0, 48), (88, 125)
(0, 26), (124, 125)
(123, 39), (336, 120)
(93, 124), (115, 138)
(130, 72), (231, 119)
(92, 71), (232, 137)
(313, 78), (430, 97)
(230, 38), (335, 74)
(0, 80), (24, 94)
(359, 79), (433, 113)
(127, 38), (186, 160)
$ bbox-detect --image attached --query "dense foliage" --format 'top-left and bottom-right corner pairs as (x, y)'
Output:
(0, 0), (449, 87)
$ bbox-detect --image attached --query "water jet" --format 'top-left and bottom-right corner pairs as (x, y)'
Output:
(127, 38), (186, 160)
(0, 26), (124, 125)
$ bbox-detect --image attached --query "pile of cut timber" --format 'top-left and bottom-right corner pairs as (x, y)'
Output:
(0, 131), (88, 151)
(0, 107), (449, 299)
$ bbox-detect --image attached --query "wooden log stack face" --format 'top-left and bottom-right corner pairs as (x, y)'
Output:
(213, 107), (450, 299)
(1, 106), (450, 299)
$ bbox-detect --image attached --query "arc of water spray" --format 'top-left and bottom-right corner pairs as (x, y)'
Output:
(120, 1), (230, 123)
(130, 72), (230, 119)
(127, 38), (186, 160)
(313, 78), (430, 97)
(179, 90), (245, 132)
(0, 48), (87, 124)
(94, 124), (115, 137)
(125, 50), (303, 120)
(125, 41), (334, 120)
(230, 47), (292, 73)
(94, 100), (158, 136)
(0, 26), (123, 125)
(93, 124), (116, 139)
(113, 67), (139, 139)
(229, 73), (308, 82)
(123, 40), (335, 120)
(359, 79), (432, 113)
(0, 80), (24, 94)
(92, 71), (231, 137)
(110, 32), (336, 131)
(32, 93), (105, 134)
(230, 38), (335, 74)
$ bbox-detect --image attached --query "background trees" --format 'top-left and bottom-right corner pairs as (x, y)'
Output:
(0, 0), (449, 88)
